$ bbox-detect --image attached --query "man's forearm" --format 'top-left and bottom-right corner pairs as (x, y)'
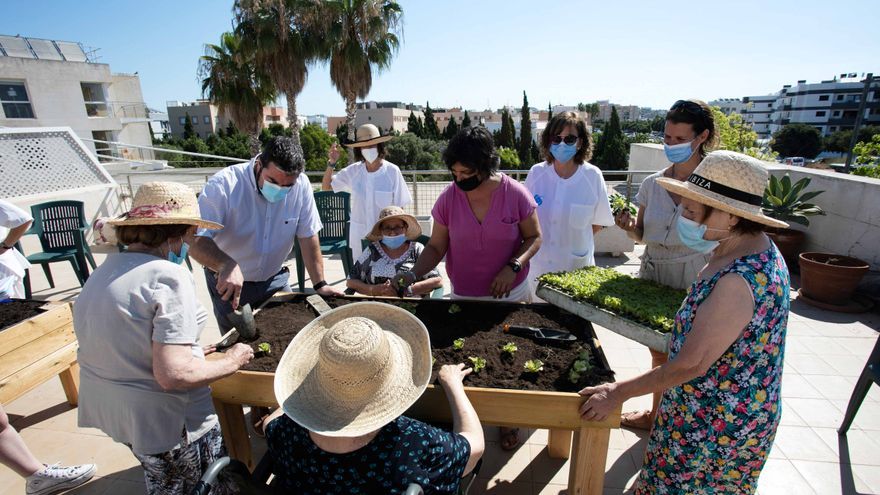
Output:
(299, 235), (326, 285)
(190, 236), (236, 272)
(321, 166), (334, 191)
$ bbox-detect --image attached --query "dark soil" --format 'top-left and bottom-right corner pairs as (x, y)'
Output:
(243, 296), (614, 392)
(0, 300), (46, 332)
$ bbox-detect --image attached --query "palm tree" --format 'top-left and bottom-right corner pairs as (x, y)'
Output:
(198, 31), (277, 155)
(234, 0), (319, 146)
(318, 0), (403, 153)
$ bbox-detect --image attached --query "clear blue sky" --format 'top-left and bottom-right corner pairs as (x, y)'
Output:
(3, 0), (878, 115)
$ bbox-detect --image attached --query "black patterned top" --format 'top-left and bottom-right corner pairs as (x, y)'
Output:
(349, 241), (441, 286)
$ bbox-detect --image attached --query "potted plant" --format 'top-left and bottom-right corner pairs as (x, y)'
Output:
(798, 253), (870, 309)
(762, 174), (825, 268)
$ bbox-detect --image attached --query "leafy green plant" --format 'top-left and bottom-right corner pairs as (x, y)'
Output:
(452, 338), (465, 351)
(468, 356), (486, 373)
(762, 174), (825, 227)
(539, 267), (686, 333)
(609, 191), (637, 216)
(256, 342), (272, 356)
(501, 342), (518, 355)
(523, 359), (544, 373)
(448, 304), (462, 314)
(853, 165), (880, 179)
(568, 347), (593, 384)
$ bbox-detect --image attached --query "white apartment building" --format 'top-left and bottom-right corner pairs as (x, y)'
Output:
(708, 98), (744, 115)
(0, 35), (153, 160)
(166, 100), (301, 139)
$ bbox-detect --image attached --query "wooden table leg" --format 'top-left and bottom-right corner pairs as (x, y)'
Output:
(547, 429), (572, 459)
(213, 399), (253, 469)
(59, 362), (79, 407)
(568, 426), (611, 495)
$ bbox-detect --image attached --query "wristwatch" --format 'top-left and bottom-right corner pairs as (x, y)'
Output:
(313, 280), (328, 290)
(0, 242), (12, 250)
(507, 259), (522, 273)
(327, 161), (337, 169)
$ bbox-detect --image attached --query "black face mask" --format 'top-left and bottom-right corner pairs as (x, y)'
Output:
(455, 174), (483, 192)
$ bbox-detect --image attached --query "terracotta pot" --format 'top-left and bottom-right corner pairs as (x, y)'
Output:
(765, 227), (806, 269)
(798, 252), (869, 305)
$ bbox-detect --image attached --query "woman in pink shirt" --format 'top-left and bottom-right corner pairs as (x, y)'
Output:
(394, 126), (541, 450)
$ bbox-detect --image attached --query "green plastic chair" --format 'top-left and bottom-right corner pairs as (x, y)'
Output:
(294, 191), (353, 291)
(359, 235), (444, 299)
(839, 335), (880, 434)
(23, 200), (96, 289)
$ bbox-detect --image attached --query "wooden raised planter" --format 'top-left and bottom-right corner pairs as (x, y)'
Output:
(537, 284), (672, 354)
(0, 301), (79, 406)
(210, 293), (620, 495)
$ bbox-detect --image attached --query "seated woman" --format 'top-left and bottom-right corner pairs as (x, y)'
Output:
(265, 302), (484, 494)
(346, 205), (443, 297)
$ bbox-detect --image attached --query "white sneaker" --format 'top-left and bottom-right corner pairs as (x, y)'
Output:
(25, 463), (97, 495)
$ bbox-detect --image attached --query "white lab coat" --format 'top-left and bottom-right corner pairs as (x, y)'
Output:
(0, 201), (32, 299)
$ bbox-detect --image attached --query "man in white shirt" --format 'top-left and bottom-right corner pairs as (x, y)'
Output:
(192, 137), (342, 333)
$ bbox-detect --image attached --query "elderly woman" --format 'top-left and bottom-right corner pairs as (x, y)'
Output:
(525, 111), (615, 297)
(264, 302), (484, 493)
(347, 206), (442, 297)
(615, 99), (718, 430)
(578, 151), (790, 494)
(74, 182), (254, 495)
(322, 124), (412, 261)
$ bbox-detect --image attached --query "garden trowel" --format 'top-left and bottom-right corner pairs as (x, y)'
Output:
(503, 324), (577, 345)
(214, 303), (256, 351)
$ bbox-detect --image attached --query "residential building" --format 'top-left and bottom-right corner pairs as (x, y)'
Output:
(741, 94), (777, 138)
(0, 34), (152, 160)
(595, 100), (640, 121)
(708, 98), (744, 115)
(148, 108), (170, 140)
(306, 114), (328, 130)
(353, 101), (425, 134)
(166, 100), (299, 139)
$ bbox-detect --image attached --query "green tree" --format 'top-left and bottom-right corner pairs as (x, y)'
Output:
(771, 123), (823, 159)
(443, 115), (460, 140)
(853, 134), (880, 165)
(825, 126), (880, 153)
(498, 109), (514, 148)
(300, 123), (336, 170)
(547, 102), (553, 122)
(594, 106), (627, 170)
(259, 122), (290, 145)
(710, 107), (777, 160)
(319, 0), (402, 155)
(497, 146), (520, 169)
(518, 91), (532, 165)
(423, 102), (440, 139)
(461, 110), (472, 128)
(406, 111), (423, 137)
(234, 0), (319, 146)
(335, 122), (349, 144)
(199, 32), (277, 155)
(384, 133), (444, 168)
(183, 113), (195, 139)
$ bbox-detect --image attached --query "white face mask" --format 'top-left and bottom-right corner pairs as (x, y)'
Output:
(361, 147), (379, 164)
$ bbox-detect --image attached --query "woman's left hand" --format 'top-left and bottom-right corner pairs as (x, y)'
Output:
(490, 267), (516, 298)
(578, 383), (621, 422)
(202, 344), (217, 356)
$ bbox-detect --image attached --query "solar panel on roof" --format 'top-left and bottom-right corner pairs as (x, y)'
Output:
(27, 38), (63, 60)
(0, 36), (34, 58)
(56, 41), (87, 62)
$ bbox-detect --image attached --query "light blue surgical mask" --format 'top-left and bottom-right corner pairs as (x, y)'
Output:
(167, 242), (189, 265)
(549, 142), (578, 164)
(260, 181), (290, 203)
(664, 140), (695, 164)
(676, 216), (729, 253)
(381, 234), (407, 249)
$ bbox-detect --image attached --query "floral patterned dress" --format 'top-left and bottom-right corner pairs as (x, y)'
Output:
(634, 246), (790, 494)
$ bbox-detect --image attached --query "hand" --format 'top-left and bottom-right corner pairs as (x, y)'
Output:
(328, 142), (340, 165)
(372, 281), (397, 297)
(225, 342), (254, 368)
(490, 266), (516, 299)
(202, 344), (217, 356)
(438, 363), (472, 389)
(578, 383), (621, 422)
(216, 261), (244, 309)
(317, 284), (344, 297)
(391, 271), (416, 293)
(614, 210), (636, 232)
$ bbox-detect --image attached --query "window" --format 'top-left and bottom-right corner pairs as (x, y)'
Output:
(837, 95), (844, 101)
(816, 111), (826, 117)
(819, 95), (829, 101)
(81, 83), (108, 117)
(179, 116), (186, 125)
(833, 111), (840, 117)
(0, 82), (35, 118)
(203, 116), (210, 124)
(191, 116), (198, 124)
(767, 103), (772, 108)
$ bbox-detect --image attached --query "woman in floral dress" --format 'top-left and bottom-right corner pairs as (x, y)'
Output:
(577, 151), (790, 494)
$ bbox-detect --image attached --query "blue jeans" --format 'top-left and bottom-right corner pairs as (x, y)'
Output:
(204, 267), (291, 333)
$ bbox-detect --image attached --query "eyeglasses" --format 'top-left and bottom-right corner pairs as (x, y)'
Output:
(670, 100), (705, 116)
(550, 135), (578, 145)
(380, 223), (407, 235)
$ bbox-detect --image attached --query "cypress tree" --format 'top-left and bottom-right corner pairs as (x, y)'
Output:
(518, 91), (532, 165)
(183, 113), (195, 139)
(407, 111), (423, 137)
(499, 109), (513, 148)
(548, 102), (553, 122)
(595, 106), (627, 170)
(461, 110), (472, 128)
(444, 115), (460, 139)
(423, 102), (440, 140)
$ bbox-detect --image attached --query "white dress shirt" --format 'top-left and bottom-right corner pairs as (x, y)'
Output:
(197, 159), (323, 282)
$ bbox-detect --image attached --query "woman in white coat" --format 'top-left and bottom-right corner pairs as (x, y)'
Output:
(525, 112), (614, 298)
(322, 124), (412, 262)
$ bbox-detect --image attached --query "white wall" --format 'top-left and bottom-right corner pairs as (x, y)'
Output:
(628, 143), (668, 182)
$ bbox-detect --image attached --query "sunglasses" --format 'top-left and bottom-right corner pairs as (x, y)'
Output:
(550, 135), (579, 145)
(670, 100), (705, 115)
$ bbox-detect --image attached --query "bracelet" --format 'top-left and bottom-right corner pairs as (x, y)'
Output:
(327, 161), (337, 169)
(313, 280), (327, 290)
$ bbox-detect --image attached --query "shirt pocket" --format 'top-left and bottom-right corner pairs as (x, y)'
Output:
(489, 216), (521, 243)
(568, 203), (593, 230)
(374, 190), (393, 210)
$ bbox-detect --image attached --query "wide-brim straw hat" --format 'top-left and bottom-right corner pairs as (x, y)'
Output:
(656, 150), (788, 229)
(275, 302), (431, 437)
(345, 124), (393, 148)
(108, 182), (222, 230)
(366, 206), (422, 241)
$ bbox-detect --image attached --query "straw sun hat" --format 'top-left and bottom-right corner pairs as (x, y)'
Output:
(366, 206), (422, 241)
(656, 150), (788, 229)
(108, 182), (222, 230)
(274, 302), (431, 437)
(345, 124), (393, 148)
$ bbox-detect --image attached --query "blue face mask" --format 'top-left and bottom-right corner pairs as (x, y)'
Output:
(549, 142), (578, 164)
(676, 216), (724, 253)
(664, 140), (695, 164)
(260, 181), (290, 203)
(167, 242), (189, 265)
(381, 234), (407, 249)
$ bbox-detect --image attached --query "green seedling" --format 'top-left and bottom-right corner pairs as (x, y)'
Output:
(501, 342), (518, 355)
(523, 359), (544, 373)
(452, 338), (465, 351)
(256, 342), (272, 356)
(448, 304), (462, 314)
(468, 356), (486, 373)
